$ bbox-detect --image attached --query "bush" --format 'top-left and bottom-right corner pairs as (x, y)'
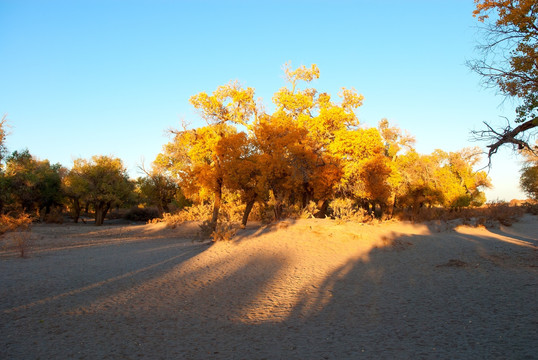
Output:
(177, 203), (213, 221)
(124, 207), (160, 222)
(249, 202), (274, 224)
(483, 201), (524, 226)
(329, 198), (370, 223)
(150, 203), (213, 228)
(157, 200), (247, 229)
(524, 201), (538, 215)
(395, 207), (451, 223)
(0, 213), (32, 235)
(0, 213), (33, 257)
(219, 200), (245, 223)
(197, 219), (237, 242)
(44, 207), (64, 224)
(158, 212), (185, 228)
(298, 201), (318, 219)
(209, 221), (237, 242)
(393, 201), (526, 227)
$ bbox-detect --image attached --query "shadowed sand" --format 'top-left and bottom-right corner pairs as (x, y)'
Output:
(1, 216), (537, 359)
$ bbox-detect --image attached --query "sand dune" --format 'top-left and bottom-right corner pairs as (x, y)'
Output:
(1, 216), (537, 359)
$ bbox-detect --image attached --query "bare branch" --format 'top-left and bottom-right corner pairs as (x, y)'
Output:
(472, 118), (538, 165)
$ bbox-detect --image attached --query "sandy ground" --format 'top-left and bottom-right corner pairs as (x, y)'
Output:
(1, 215), (537, 359)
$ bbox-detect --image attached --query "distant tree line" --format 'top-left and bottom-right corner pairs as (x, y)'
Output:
(0, 116), (183, 225)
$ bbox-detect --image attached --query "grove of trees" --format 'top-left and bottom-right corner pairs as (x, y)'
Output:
(0, 116), (183, 225)
(155, 64), (493, 230)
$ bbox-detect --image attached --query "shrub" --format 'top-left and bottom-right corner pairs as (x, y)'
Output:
(219, 200), (245, 223)
(152, 203), (213, 228)
(329, 198), (370, 223)
(483, 201), (524, 226)
(249, 202), (274, 224)
(157, 212), (185, 228)
(44, 207), (64, 224)
(299, 201), (318, 219)
(0, 213), (32, 235)
(395, 207), (449, 223)
(210, 221), (237, 242)
(393, 201), (526, 227)
(196, 218), (238, 241)
(157, 200), (246, 229)
(178, 203), (213, 221)
(124, 207), (160, 222)
(0, 213), (33, 257)
(523, 201), (538, 215)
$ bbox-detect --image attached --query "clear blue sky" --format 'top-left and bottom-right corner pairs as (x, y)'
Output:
(0, 0), (527, 200)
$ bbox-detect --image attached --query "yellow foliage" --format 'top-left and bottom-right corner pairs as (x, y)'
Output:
(283, 62), (320, 88)
(0, 213), (32, 235)
(190, 81), (257, 126)
(156, 63), (494, 225)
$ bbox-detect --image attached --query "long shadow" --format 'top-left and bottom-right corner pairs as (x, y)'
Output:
(281, 221), (538, 359)
(0, 236), (207, 314)
(233, 218), (300, 242)
(1, 217), (536, 359)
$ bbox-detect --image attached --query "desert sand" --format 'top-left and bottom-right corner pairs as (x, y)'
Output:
(1, 215), (537, 359)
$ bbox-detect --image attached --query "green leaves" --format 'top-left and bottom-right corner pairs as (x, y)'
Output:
(66, 156), (133, 208)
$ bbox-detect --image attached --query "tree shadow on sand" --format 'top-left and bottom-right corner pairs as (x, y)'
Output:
(1, 217), (536, 359)
(281, 219), (537, 359)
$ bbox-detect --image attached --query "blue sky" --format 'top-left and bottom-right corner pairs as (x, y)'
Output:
(0, 0), (527, 200)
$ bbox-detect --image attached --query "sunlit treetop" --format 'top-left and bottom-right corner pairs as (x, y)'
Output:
(190, 81), (258, 126)
(283, 62), (320, 93)
(272, 63), (364, 150)
(378, 119), (416, 160)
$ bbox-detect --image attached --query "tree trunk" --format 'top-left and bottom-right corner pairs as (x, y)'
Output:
(241, 199), (256, 228)
(102, 202), (112, 222)
(272, 187), (285, 221)
(72, 197), (81, 223)
(301, 183), (313, 208)
(95, 201), (105, 226)
(210, 182), (223, 232)
(274, 202), (283, 220)
(386, 193), (396, 219)
(374, 203), (384, 219)
(314, 199), (329, 218)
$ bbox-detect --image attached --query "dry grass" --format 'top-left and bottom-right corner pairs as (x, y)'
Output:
(153, 212), (185, 228)
(329, 198), (371, 224)
(394, 201), (527, 228)
(210, 221), (237, 242)
(153, 198), (534, 232)
(0, 213), (33, 257)
(196, 219), (238, 241)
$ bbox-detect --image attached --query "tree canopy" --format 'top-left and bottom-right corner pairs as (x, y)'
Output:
(65, 156), (133, 225)
(2, 150), (63, 215)
(157, 64), (492, 227)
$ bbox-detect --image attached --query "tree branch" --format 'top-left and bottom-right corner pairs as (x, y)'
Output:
(472, 118), (538, 166)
